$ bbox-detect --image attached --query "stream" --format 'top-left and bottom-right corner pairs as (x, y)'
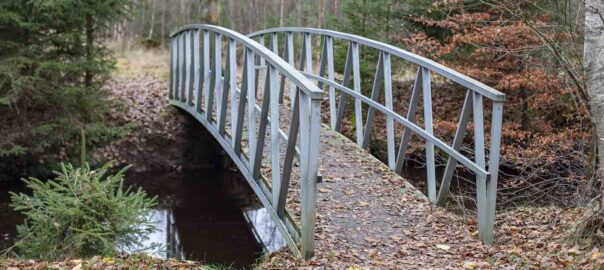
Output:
(0, 168), (286, 269)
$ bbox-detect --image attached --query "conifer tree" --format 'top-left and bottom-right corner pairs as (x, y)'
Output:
(0, 0), (129, 171)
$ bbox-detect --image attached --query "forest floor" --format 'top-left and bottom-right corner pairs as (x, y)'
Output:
(0, 254), (218, 269)
(94, 50), (603, 269)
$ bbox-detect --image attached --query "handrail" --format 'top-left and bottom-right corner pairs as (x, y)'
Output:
(248, 27), (505, 245)
(172, 25), (323, 99)
(169, 24), (322, 259)
(248, 27), (505, 102)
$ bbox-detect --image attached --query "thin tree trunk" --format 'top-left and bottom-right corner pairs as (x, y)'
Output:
(85, 14), (94, 88)
(584, 0), (604, 205)
(318, 0), (324, 28)
(148, 0), (156, 40)
(160, 1), (166, 47)
(279, 0), (285, 27)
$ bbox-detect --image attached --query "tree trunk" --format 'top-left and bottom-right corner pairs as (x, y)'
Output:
(584, 0), (604, 205)
(279, 0), (285, 27)
(148, 0), (156, 40)
(85, 14), (94, 88)
(318, 0), (324, 28)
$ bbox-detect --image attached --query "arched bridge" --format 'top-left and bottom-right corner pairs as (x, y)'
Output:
(168, 25), (505, 259)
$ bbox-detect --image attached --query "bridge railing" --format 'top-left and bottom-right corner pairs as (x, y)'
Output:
(169, 24), (323, 258)
(248, 28), (505, 245)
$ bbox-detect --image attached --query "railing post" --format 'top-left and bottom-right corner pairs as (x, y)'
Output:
(383, 53), (395, 170)
(421, 67), (436, 202)
(485, 101), (504, 244)
(472, 92), (488, 242)
(299, 91), (321, 259)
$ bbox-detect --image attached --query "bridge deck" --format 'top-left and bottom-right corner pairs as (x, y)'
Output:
(263, 127), (487, 269)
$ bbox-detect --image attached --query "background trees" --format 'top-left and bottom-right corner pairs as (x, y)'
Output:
(0, 0), (600, 214)
(0, 0), (130, 179)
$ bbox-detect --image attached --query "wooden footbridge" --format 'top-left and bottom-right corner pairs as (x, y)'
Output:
(168, 24), (505, 260)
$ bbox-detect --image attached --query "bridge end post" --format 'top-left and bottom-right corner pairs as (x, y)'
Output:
(299, 93), (321, 260)
(484, 101), (504, 245)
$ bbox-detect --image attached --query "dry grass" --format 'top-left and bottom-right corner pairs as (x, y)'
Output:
(112, 47), (169, 79)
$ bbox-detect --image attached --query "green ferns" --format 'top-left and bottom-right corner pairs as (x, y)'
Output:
(9, 162), (157, 260)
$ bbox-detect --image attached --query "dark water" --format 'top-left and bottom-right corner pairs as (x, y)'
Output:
(0, 169), (286, 269)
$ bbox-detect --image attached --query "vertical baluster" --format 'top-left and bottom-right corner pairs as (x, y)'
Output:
(247, 48), (257, 165)
(269, 65), (281, 209)
(303, 33), (312, 75)
(334, 43), (353, 131)
(326, 37), (335, 129)
(187, 31), (194, 106)
(351, 42), (363, 145)
(271, 33), (286, 105)
(271, 33), (279, 54)
(422, 67), (436, 202)
(255, 35), (265, 95)
(317, 36), (334, 127)
(193, 30), (201, 108)
(178, 32), (184, 101)
(395, 67), (422, 174)
(218, 38), (230, 136)
(286, 32), (295, 101)
(278, 90), (300, 218)
(436, 91), (473, 206)
(180, 31), (191, 103)
(383, 53), (395, 169)
(361, 53), (384, 149)
(214, 33), (223, 124)
(472, 92), (487, 242)
(485, 101), (504, 245)
(203, 30), (212, 119)
(228, 39), (237, 143)
(193, 30), (203, 112)
(252, 70), (272, 181)
(299, 92), (321, 259)
(169, 37), (176, 99)
(234, 50), (250, 157)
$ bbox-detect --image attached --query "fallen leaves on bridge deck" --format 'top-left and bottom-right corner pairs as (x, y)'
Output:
(258, 128), (604, 269)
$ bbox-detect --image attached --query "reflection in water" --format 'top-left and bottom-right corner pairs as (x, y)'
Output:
(243, 207), (287, 253)
(124, 170), (286, 269)
(121, 209), (184, 259)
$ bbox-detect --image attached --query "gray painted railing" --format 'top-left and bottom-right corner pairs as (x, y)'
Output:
(248, 27), (505, 245)
(169, 24), (322, 258)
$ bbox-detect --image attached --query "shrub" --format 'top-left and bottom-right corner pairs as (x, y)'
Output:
(9, 162), (157, 260)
